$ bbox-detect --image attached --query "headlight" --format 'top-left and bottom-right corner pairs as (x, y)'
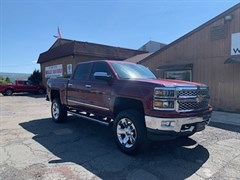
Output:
(154, 87), (175, 110)
(154, 89), (175, 97)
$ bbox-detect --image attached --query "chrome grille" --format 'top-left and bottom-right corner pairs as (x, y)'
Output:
(178, 101), (208, 112)
(177, 88), (209, 112)
(178, 89), (208, 97)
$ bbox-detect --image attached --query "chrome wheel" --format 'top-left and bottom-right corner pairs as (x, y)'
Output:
(51, 98), (67, 123)
(117, 118), (137, 148)
(5, 89), (13, 96)
(52, 102), (60, 119)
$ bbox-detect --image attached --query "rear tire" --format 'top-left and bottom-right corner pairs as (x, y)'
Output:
(4, 89), (13, 96)
(113, 110), (147, 155)
(51, 98), (67, 123)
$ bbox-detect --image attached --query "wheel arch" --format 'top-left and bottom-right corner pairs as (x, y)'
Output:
(113, 97), (145, 118)
(50, 90), (60, 101)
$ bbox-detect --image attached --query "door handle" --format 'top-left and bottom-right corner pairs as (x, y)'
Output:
(85, 84), (91, 88)
(68, 83), (73, 87)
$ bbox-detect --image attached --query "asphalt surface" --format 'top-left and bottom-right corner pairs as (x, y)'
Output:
(0, 94), (240, 180)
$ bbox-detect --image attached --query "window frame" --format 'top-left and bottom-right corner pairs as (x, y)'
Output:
(164, 70), (192, 81)
(90, 62), (112, 81)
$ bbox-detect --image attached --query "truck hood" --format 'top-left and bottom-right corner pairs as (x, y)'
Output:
(132, 78), (207, 88)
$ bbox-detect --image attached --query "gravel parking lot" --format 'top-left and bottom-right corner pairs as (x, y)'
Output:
(0, 94), (240, 180)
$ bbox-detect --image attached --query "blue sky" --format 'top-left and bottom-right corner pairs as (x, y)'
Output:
(0, 0), (239, 73)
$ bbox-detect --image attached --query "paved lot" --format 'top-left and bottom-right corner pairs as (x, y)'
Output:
(0, 94), (240, 180)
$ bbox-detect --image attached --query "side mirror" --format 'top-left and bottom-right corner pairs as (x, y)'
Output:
(94, 72), (112, 81)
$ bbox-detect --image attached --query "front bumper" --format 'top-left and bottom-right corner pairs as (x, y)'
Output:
(145, 113), (211, 140)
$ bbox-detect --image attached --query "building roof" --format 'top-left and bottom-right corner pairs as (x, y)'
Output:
(37, 38), (147, 63)
(138, 40), (166, 52)
(124, 52), (153, 63)
(140, 3), (240, 64)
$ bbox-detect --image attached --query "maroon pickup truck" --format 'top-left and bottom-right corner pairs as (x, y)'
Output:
(47, 60), (212, 154)
(0, 80), (45, 96)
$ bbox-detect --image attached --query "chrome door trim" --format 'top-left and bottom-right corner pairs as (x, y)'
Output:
(68, 99), (110, 111)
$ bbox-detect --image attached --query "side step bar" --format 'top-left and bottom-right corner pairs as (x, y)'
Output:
(68, 111), (110, 126)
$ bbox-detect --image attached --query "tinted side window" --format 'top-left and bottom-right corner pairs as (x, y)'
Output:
(90, 62), (111, 80)
(18, 81), (25, 85)
(73, 63), (92, 80)
(27, 81), (34, 85)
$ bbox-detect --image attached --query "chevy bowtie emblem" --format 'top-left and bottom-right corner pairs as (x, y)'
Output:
(196, 95), (204, 103)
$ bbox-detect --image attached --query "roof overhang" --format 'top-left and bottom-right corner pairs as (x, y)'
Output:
(156, 64), (193, 71)
(224, 56), (240, 64)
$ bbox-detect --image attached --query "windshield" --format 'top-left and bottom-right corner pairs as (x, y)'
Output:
(111, 63), (156, 79)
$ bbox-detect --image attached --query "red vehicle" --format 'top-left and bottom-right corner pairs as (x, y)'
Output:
(0, 80), (45, 96)
(47, 60), (212, 154)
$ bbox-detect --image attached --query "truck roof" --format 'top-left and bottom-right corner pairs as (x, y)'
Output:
(76, 60), (135, 65)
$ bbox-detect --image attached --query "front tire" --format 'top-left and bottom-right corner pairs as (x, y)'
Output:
(113, 110), (147, 155)
(51, 98), (67, 123)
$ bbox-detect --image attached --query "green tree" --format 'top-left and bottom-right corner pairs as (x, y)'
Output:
(5, 77), (11, 83)
(0, 76), (4, 84)
(28, 69), (42, 85)
(0, 76), (12, 84)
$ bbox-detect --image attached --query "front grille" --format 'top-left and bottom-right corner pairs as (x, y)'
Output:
(177, 88), (209, 112)
(178, 100), (208, 112)
(177, 89), (208, 97)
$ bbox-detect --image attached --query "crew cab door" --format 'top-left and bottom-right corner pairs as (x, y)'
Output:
(87, 62), (113, 114)
(15, 80), (26, 92)
(66, 62), (92, 110)
(15, 80), (35, 92)
(25, 81), (38, 92)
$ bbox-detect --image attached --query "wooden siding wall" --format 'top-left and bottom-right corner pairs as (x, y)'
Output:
(142, 7), (240, 112)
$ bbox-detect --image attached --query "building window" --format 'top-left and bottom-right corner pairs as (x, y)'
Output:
(210, 25), (227, 40)
(157, 64), (193, 81)
(164, 70), (192, 81)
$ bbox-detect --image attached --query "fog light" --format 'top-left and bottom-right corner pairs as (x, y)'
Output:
(154, 100), (174, 110)
(161, 121), (175, 127)
(163, 101), (169, 108)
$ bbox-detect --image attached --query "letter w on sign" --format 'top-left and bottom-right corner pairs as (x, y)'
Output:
(233, 48), (240, 54)
(231, 33), (240, 55)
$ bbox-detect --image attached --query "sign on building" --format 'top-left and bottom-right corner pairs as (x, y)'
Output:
(45, 64), (63, 78)
(231, 32), (240, 55)
(67, 64), (73, 75)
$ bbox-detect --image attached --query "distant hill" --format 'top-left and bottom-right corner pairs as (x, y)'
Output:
(0, 72), (30, 83)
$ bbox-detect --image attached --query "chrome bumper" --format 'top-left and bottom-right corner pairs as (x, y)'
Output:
(145, 115), (211, 133)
